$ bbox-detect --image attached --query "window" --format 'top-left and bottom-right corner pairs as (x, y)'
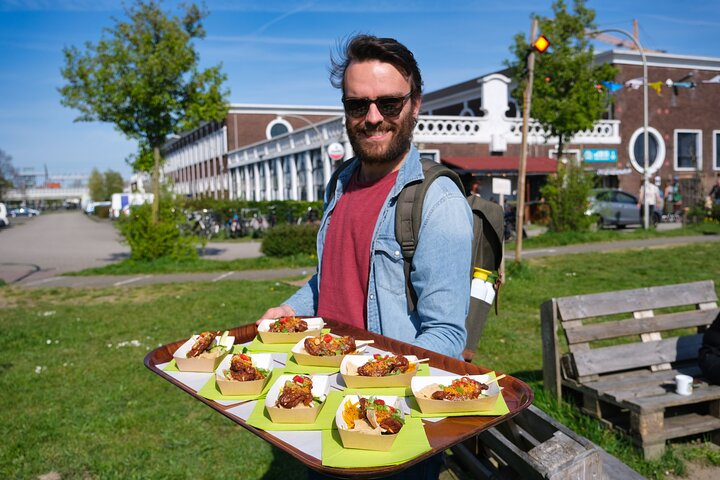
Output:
(674, 130), (702, 171)
(265, 118), (293, 139)
(614, 191), (637, 205)
(628, 127), (665, 174)
(714, 130), (720, 171)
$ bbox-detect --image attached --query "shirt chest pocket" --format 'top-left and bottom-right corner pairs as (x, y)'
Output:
(373, 236), (406, 295)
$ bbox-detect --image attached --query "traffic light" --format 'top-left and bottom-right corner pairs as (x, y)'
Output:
(533, 34), (550, 53)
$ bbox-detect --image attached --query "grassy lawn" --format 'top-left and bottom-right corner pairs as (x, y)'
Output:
(2, 241), (720, 478)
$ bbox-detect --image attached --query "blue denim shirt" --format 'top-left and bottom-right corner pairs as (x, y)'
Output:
(285, 146), (473, 359)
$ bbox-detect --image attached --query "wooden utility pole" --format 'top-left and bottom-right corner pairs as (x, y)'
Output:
(515, 18), (538, 263)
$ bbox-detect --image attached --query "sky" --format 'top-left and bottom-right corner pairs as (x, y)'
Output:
(1, 0), (719, 180)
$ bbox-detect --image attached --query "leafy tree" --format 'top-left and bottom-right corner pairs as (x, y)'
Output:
(540, 162), (596, 232)
(88, 168), (105, 201)
(59, 0), (229, 224)
(506, 0), (617, 159)
(104, 169), (125, 197)
(0, 148), (16, 201)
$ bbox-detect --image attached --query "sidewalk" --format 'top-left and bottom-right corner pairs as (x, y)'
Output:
(15, 232), (720, 289)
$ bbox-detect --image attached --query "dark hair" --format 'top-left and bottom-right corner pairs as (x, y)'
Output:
(329, 34), (423, 100)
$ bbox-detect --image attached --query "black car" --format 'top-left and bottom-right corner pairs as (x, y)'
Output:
(586, 188), (660, 228)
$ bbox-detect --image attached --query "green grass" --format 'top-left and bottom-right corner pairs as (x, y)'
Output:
(67, 253), (318, 276)
(2, 242), (720, 478)
(512, 221), (720, 249)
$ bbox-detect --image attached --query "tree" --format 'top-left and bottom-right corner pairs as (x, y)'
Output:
(59, 0), (229, 223)
(0, 148), (16, 201)
(104, 169), (125, 198)
(88, 168), (105, 201)
(540, 162), (596, 232)
(506, 0), (617, 160)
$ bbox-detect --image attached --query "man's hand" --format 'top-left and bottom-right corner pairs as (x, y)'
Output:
(256, 304), (296, 326)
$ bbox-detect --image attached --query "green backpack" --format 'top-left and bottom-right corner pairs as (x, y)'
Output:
(328, 158), (505, 361)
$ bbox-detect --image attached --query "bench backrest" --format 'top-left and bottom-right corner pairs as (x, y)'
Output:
(541, 280), (718, 400)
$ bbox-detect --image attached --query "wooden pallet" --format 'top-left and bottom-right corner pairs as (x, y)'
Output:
(449, 404), (645, 479)
(541, 280), (720, 459)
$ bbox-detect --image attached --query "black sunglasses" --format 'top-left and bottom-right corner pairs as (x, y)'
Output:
(342, 91), (413, 118)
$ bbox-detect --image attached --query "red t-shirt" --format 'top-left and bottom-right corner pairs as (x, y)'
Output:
(317, 169), (399, 330)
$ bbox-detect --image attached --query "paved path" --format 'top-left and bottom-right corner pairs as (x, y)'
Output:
(2, 210), (719, 288)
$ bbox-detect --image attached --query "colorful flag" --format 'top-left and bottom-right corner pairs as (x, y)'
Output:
(624, 77), (643, 89)
(648, 81), (664, 96)
(601, 81), (623, 92)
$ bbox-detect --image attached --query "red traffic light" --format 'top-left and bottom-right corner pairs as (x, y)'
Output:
(533, 35), (550, 53)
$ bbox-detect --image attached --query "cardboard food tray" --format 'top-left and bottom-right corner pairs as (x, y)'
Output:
(172, 334), (234, 372)
(411, 374), (500, 414)
(215, 353), (273, 396)
(264, 374), (330, 424)
(340, 355), (419, 389)
(257, 317), (324, 344)
(291, 335), (369, 367)
(335, 395), (403, 451)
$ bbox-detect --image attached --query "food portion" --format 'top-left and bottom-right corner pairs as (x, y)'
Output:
(268, 316), (308, 333)
(276, 375), (315, 409)
(223, 353), (268, 382)
(304, 334), (356, 357)
(187, 330), (218, 357)
(357, 354), (411, 377)
(342, 397), (404, 435)
(429, 376), (489, 401)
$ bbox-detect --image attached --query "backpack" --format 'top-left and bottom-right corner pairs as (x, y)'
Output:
(328, 158), (505, 361)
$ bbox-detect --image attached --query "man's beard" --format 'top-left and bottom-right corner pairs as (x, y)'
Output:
(346, 110), (416, 166)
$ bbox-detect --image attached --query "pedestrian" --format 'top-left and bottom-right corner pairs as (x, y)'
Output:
(259, 34), (473, 479)
(710, 176), (720, 206)
(638, 178), (662, 225)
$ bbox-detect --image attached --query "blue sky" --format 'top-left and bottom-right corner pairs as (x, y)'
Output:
(1, 0), (719, 179)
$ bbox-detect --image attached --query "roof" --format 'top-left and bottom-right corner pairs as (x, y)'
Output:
(442, 156), (557, 174)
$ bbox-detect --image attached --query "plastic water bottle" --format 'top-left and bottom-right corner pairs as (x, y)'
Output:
(471, 267), (495, 305)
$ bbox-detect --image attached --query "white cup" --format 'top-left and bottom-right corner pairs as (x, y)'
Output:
(675, 374), (693, 396)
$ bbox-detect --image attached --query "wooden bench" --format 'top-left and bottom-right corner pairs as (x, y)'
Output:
(541, 280), (720, 459)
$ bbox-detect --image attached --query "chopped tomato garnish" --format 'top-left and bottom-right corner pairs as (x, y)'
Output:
(374, 399), (385, 405)
(323, 334), (333, 343)
(238, 354), (250, 361)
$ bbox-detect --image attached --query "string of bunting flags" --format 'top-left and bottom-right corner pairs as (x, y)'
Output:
(598, 74), (720, 96)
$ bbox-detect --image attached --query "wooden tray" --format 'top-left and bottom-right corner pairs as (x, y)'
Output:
(144, 318), (533, 479)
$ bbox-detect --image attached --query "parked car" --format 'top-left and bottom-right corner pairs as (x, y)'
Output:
(9, 207), (41, 217)
(586, 188), (660, 228)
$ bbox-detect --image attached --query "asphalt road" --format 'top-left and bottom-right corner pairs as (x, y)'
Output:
(1, 210), (718, 288)
(0, 210), (273, 286)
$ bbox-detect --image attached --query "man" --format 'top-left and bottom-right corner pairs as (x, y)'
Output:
(260, 35), (473, 360)
(710, 176), (720, 206)
(638, 178), (662, 225)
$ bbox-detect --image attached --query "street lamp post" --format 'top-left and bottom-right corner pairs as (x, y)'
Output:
(588, 28), (650, 229)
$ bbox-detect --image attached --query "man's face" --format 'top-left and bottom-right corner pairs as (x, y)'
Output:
(343, 60), (420, 166)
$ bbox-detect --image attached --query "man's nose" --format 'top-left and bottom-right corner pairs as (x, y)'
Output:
(364, 102), (384, 124)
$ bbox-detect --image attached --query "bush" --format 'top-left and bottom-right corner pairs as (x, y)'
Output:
(541, 162), (596, 233)
(117, 200), (200, 261)
(261, 223), (319, 257)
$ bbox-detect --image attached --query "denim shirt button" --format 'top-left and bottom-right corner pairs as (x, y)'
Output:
(394, 250), (400, 257)
(369, 294), (375, 300)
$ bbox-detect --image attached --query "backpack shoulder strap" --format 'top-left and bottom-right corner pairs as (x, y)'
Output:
(395, 159), (464, 311)
(326, 158), (355, 203)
